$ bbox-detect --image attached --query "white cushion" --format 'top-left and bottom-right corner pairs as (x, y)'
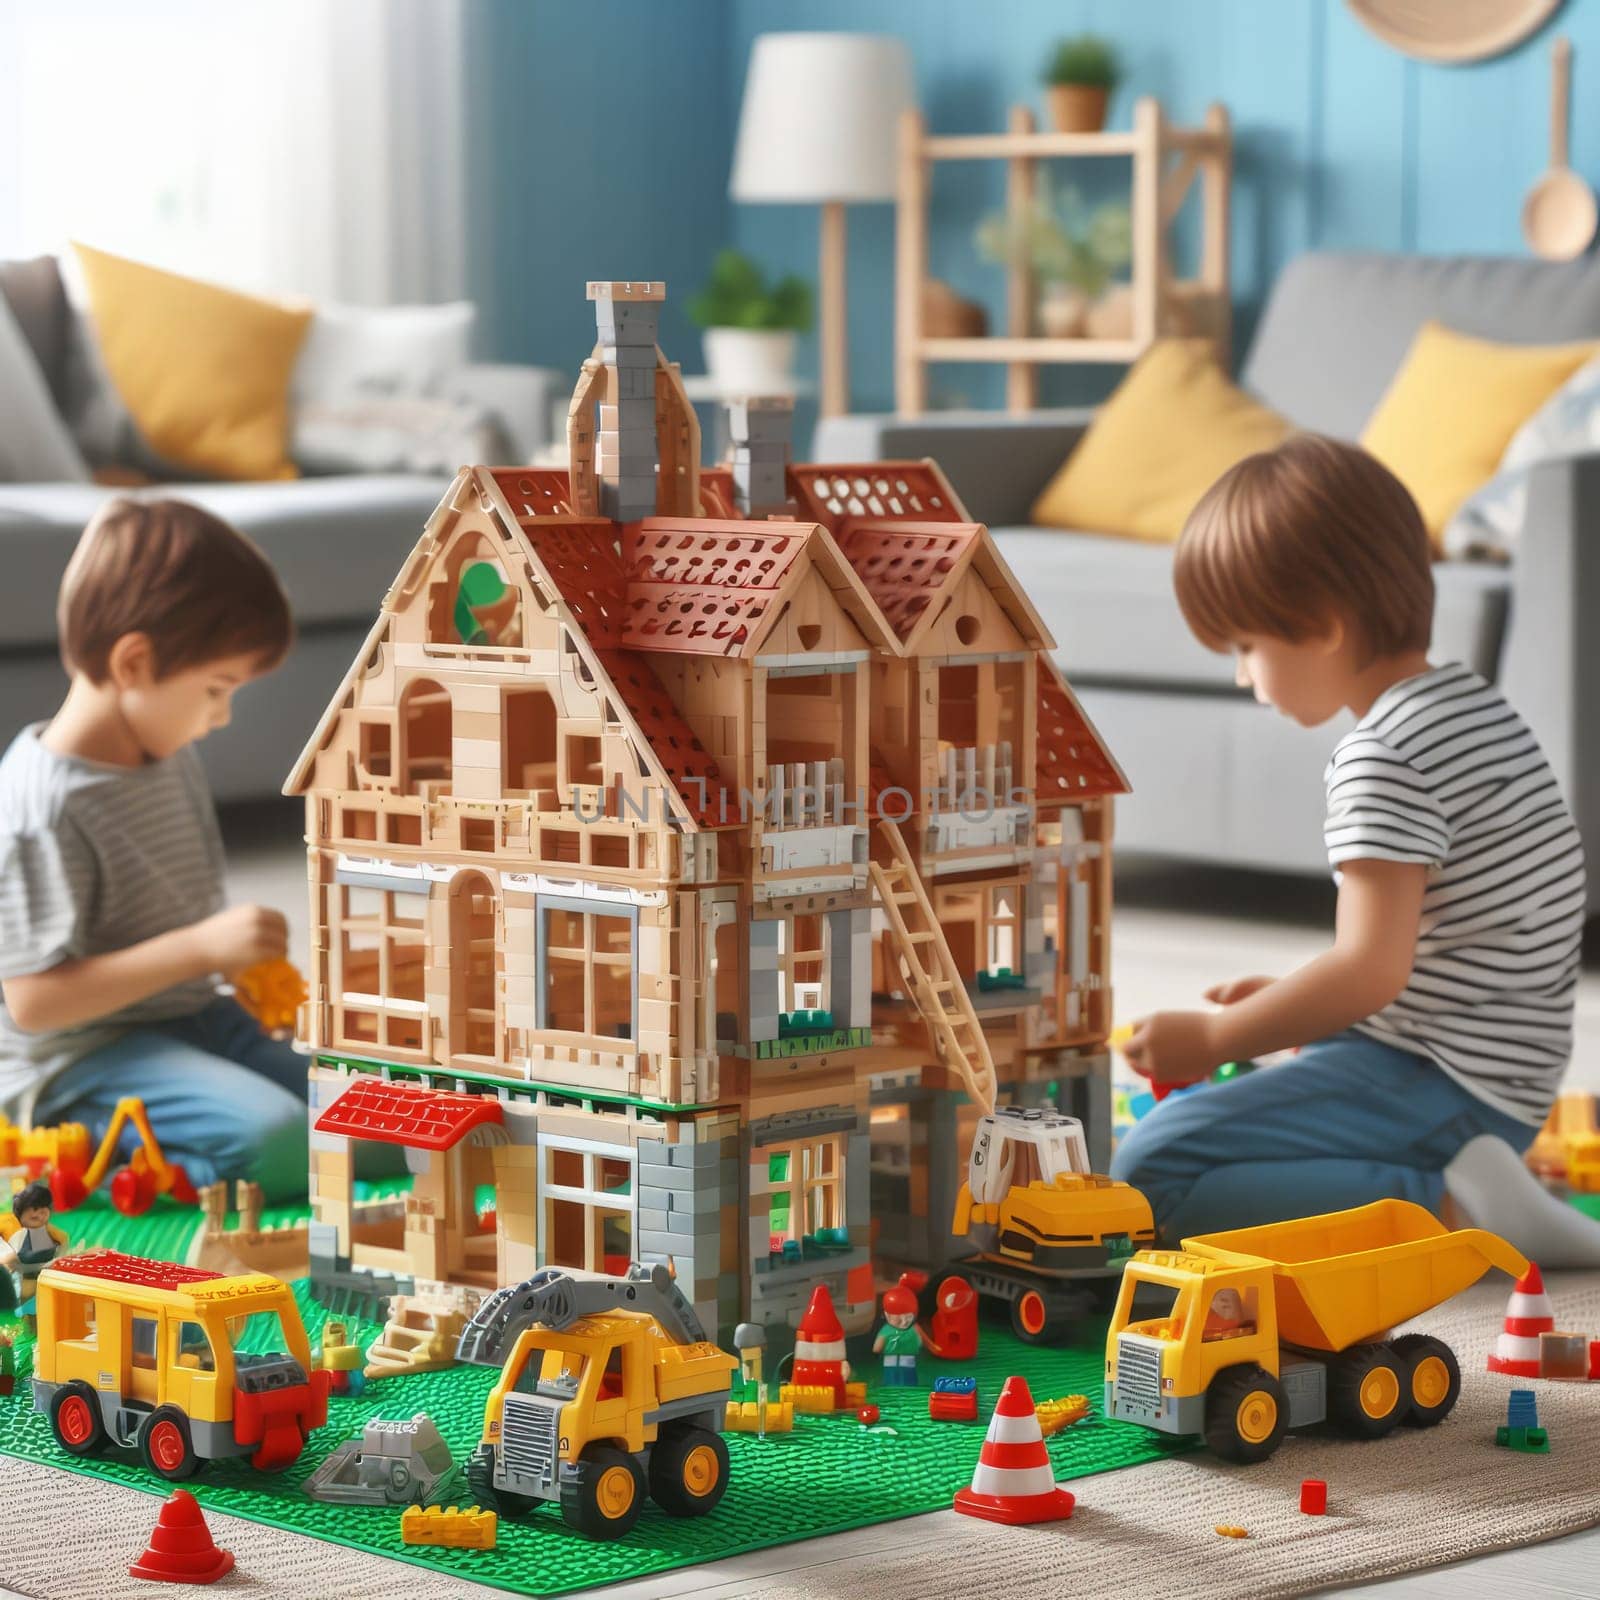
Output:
(292, 301), (476, 404)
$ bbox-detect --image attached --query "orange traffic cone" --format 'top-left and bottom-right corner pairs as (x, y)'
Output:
(1487, 1262), (1555, 1378)
(129, 1488), (235, 1585)
(954, 1374), (1076, 1525)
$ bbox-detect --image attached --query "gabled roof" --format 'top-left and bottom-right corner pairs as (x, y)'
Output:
(314, 1077), (504, 1150)
(618, 518), (900, 660)
(1035, 657), (1130, 806)
(833, 520), (1052, 653)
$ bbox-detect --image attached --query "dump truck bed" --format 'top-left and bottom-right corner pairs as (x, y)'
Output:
(1182, 1199), (1527, 1353)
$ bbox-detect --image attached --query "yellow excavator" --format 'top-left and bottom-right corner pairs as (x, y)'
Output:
(933, 1105), (1155, 1344)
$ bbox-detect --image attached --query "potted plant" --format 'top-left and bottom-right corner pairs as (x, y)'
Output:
(686, 250), (813, 391)
(975, 184), (1131, 338)
(1044, 35), (1120, 134)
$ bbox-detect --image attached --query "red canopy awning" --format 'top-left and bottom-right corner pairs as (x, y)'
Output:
(314, 1078), (504, 1151)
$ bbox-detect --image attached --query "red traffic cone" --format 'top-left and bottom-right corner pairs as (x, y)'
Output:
(793, 1284), (849, 1406)
(954, 1374), (1076, 1525)
(129, 1488), (235, 1585)
(1487, 1263), (1555, 1378)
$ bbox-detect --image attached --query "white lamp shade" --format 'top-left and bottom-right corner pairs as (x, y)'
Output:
(730, 33), (915, 203)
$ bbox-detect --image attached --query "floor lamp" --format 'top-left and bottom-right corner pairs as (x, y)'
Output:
(729, 33), (915, 417)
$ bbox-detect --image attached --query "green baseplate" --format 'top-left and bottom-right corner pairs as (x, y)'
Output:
(0, 1194), (1194, 1597)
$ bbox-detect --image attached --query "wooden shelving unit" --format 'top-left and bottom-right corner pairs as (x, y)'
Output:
(895, 97), (1233, 415)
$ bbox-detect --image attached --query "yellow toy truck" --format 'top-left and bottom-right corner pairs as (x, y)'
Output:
(935, 1106), (1155, 1343)
(458, 1263), (737, 1540)
(31, 1249), (330, 1480)
(1104, 1200), (1527, 1462)
(1527, 1092), (1600, 1192)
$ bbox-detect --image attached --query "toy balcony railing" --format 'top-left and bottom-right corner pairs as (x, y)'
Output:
(933, 742), (1015, 814)
(765, 758), (849, 829)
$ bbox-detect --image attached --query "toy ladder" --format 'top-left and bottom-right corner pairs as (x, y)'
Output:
(869, 819), (997, 1115)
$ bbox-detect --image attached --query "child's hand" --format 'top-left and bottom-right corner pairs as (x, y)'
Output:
(1203, 975), (1275, 1006)
(1123, 1010), (1224, 1086)
(190, 905), (289, 978)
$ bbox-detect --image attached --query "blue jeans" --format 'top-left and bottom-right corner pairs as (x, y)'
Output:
(1109, 1029), (1537, 1243)
(35, 998), (309, 1203)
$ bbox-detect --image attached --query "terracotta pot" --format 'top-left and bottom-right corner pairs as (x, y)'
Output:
(1047, 84), (1110, 134)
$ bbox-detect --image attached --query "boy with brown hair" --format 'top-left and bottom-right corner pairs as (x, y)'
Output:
(0, 498), (307, 1199)
(1113, 435), (1598, 1262)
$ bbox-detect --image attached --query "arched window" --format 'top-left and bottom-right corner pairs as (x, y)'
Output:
(399, 679), (453, 797)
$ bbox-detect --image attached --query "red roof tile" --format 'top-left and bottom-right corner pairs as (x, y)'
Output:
(315, 1079), (505, 1150)
(594, 649), (739, 828)
(789, 462), (966, 535)
(1036, 667), (1130, 805)
(490, 468), (580, 520)
(519, 518), (627, 647)
(620, 520), (810, 657)
(834, 521), (983, 644)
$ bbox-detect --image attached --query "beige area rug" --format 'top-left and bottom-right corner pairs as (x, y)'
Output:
(1, 1274), (1596, 1600)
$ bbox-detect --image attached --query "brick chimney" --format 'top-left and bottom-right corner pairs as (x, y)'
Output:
(727, 395), (794, 519)
(587, 281), (663, 522)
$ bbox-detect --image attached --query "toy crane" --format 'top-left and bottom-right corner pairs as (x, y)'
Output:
(50, 1097), (198, 1215)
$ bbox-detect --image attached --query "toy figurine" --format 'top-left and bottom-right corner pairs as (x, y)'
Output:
(318, 1320), (368, 1396)
(0, 1180), (67, 1327)
(0, 1330), (15, 1397)
(873, 1285), (931, 1386)
(733, 1321), (765, 1397)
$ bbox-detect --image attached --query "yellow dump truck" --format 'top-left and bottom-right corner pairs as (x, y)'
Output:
(457, 1263), (736, 1540)
(1104, 1200), (1527, 1462)
(939, 1106), (1155, 1343)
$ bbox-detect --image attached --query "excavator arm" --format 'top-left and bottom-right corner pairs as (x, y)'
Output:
(456, 1262), (709, 1368)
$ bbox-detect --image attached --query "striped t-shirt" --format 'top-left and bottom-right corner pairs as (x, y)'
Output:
(0, 725), (226, 1111)
(1324, 663), (1585, 1125)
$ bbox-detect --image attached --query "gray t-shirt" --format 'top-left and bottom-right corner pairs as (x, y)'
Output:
(0, 724), (226, 1110)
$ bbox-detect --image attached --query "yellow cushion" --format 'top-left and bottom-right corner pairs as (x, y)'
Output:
(1030, 340), (1291, 542)
(73, 243), (312, 481)
(1361, 321), (1597, 538)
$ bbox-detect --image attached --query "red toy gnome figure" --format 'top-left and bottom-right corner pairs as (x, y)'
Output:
(792, 1284), (851, 1408)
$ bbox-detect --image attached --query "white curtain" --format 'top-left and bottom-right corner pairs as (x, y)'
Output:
(0, 0), (465, 305)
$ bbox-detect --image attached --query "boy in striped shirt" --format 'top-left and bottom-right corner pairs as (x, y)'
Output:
(1114, 435), (1596, 1261)
(0, 499), (306, 1198)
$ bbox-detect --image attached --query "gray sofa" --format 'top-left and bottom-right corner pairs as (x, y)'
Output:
(816, 252), (1600, 914)
(1, 257), (562, 802)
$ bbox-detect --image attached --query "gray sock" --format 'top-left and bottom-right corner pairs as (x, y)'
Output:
(1444, 1133), (1600, 1269)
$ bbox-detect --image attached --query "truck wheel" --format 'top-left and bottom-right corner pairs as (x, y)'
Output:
(649, 1424), (729, 1518)
(561, 1444), (645, 1540)
(1203, 1365), (1287, 1463)
(466, 1443), (538, 1519)
(140, 1405), (201, 1481)
(1010, 1289), (1054, 1345)
(49, 1381), (107, 1457)
(1391, 1334), (1461, 1427)
(1328, 1344), (1407, 1439)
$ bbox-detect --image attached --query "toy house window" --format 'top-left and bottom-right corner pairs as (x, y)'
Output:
(336, 884), (427, 1052)
(429, 544), (523, 648)
(566, 734), (604, 789)
(766, 1133), (845, 1251)
(986, 885), (1023, 980)
(359, 719), (393, 780)
(504, 687), (558, 796)
(449, 871), (500, 1059)
(540, 903), (635, 1042)
(776, 913), (827, 1030)
(934, 661), (1018, 809)
(399, 679), (453, 797)
(541, 1139), (633, 1274)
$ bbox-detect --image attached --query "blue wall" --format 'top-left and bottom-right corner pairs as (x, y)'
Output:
(471, 0), (1600, 419)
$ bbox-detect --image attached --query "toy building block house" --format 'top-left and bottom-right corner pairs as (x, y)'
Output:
(286, 281), (1127, 1342)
